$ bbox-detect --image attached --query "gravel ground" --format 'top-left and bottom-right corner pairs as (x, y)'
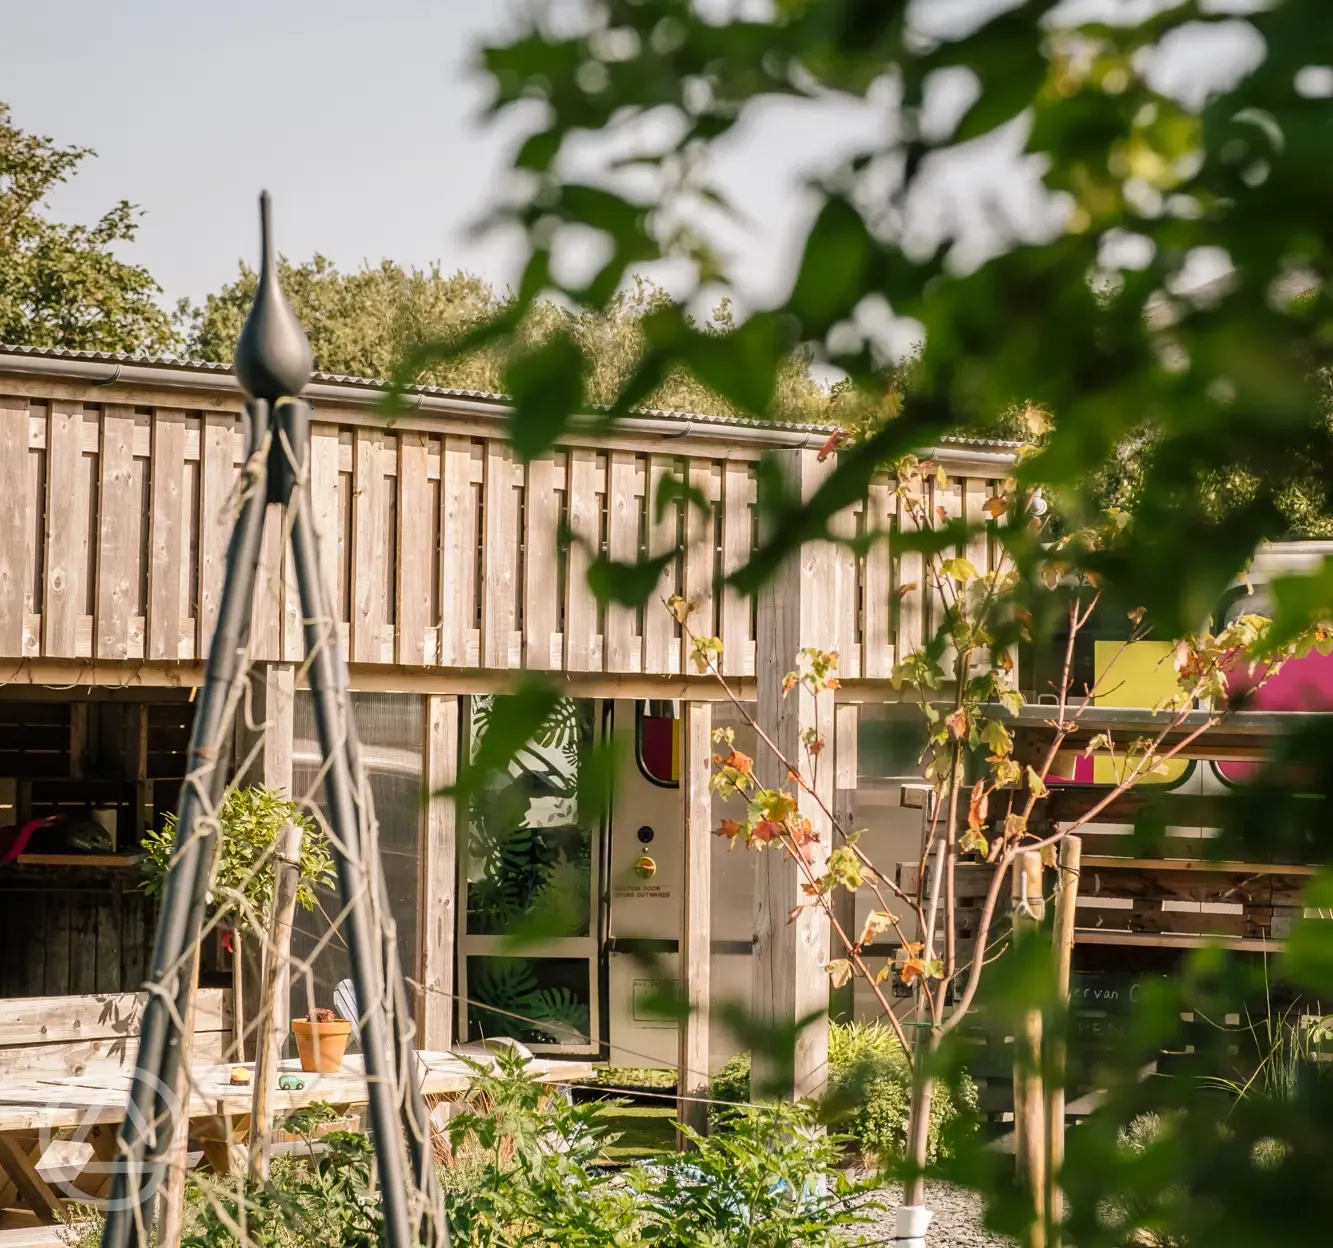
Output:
(847, 1181), (1013, 1248)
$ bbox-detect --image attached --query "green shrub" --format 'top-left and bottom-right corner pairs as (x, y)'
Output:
(708, 1020), (978, 1168)
(630, 1101), (873, 1248)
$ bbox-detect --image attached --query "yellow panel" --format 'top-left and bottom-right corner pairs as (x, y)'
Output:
(1092, 640), (1188, 785)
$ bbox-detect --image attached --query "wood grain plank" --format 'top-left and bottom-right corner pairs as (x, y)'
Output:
(719, 461), (753, 677)
(44, 402), (91, 657)
(0, 1132), (65, 1224)
(146, 409), (187, 659)
(753, 448), (836, 1101)
(247, 504), (282, 661)
(96, 405), (138, 658)
(896, 474), (925, 658)
(397, 431), (432, 665)
(308, 423), (342, 653)
(604, 451), (640, 673)
(862, 473), (895, 678)
(421, 696), (459, 1049)
(682, 459), (717, 671)
(197, 413), (235, 655)
(0, 399), (31, 656)
(677, 700), (712, 1137)
(440, 437), (478, 667)
(44, 896), (70, 996)
(829, 493), (860, 679)
(482, 440), (518, 669)
(352, 428), (386, 662)
(643, 455), (680, 675)
(96, 896), (122, 993)
(523, 453), (562, 670)
(69, 895), (98, 995)
(564, 448), (600, 671)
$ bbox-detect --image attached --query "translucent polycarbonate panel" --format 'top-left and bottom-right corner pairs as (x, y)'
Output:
(289, 691), (423, 1032)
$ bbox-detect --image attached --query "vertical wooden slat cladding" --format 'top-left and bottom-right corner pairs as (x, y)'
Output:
(564, 448), (600, 672)
(198, 413), (235, 655)
(719, 461), (753, 677)
(482, 440), (518, 669)
(0, 399), (30, 656)
(44, 402), (91, 658)
(440, 437), (479, 667)
(862, 473), (895, 678)
(643, 455), (680, 675)
(682, 459), (717, 673)
(96, 406), (137, 659)
(147, 409), (186, 660)
(604, 451), (641, 673)
(308, 422), (341, 649)
(397, 431), (432, 666)
(523, 452), (562, 670)
(352, 428), (387, 663)
(0, 379), (1014, 679)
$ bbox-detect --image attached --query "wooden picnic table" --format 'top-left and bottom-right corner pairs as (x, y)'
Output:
(0, 1050), (593, 1228)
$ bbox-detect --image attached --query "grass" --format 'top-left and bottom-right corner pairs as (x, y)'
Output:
(598, 1103), (678, 1162)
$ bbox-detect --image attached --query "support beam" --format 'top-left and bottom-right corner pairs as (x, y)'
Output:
(421, 695), (459, 1049)
(752, 447), (836, 1102)
(677, 701), (712, 1140)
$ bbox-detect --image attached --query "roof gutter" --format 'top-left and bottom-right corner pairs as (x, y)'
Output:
(0, 350), (1019, 466)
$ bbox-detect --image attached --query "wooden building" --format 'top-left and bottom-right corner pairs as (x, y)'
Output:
(0, 344), (1020, 1101)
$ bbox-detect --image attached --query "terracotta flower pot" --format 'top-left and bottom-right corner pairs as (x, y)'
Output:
(292, 1016), (353, 1073)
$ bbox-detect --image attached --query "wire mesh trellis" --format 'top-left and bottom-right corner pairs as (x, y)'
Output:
(97, 193), (448, 1248)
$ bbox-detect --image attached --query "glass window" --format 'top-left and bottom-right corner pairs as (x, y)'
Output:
(458, 696), (601, 1053)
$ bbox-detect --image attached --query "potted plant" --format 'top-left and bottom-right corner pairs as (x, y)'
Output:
(141, 785), (334, 1056)
(292, 1006), (353, 1073)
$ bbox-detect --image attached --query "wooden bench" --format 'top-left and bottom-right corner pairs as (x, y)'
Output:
(0, 990), (230, 1229)
(0, 989), (231, 1079)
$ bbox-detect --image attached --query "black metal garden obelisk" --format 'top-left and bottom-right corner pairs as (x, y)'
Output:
(100, 193), (447, 1248)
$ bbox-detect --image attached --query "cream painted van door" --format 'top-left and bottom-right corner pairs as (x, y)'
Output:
(455, 696), (602, 1055)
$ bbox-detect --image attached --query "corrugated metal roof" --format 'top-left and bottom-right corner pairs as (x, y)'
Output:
(0, 343), (1025, 449)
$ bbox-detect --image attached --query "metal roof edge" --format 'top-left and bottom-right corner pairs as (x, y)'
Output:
(0, 344), (1024, 460)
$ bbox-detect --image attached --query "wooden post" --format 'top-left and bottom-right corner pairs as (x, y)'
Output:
(677, 701), (712, 1142)
(752, 447), (836, 1102)
(421, 695), (459, 1049)
(1012, 850), (1047, 1248)
(156, 944), (201, 1244)
(831, 705), (858, 1022)
(249, 820), (304, 1182)
(1047, 835), (1081, 1243)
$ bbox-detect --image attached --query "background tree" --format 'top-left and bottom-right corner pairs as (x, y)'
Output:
(182, 260), (834, 422)
(0, 101), (176, 353)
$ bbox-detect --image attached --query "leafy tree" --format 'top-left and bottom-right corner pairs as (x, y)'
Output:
(453, 3), (1333, 1246)
(0, 101), (176, 353)
(182, 260), (834, 422)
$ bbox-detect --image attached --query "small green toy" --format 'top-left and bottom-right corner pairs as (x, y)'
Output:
(278, 1075), (307, 1091)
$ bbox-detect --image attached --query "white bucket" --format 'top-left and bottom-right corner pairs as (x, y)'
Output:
(895, 1204), (933, 1244)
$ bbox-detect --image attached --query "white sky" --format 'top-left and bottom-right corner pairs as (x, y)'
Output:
(0, 0), (1264, 320)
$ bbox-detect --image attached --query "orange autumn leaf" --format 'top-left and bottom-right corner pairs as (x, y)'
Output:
(967, 780), (988, 830)
(721, 750), (753, 776)
(714, 818), (741, 839)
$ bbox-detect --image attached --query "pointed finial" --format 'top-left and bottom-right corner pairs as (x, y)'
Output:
(234, 191), (313, 402)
